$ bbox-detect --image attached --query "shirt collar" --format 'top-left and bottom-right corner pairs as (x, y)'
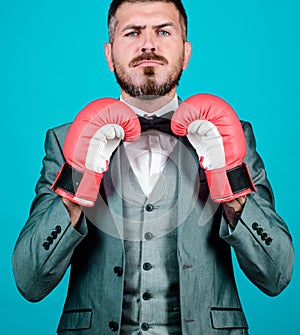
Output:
(120, 94), (179, 117)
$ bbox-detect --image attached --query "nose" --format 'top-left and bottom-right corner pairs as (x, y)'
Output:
(140, 31), (157, 53)
(141, 47), (155, 53)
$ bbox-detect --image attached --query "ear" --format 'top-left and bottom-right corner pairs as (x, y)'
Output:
(104, 42), (114, 72)
(182, 41), (192, 70)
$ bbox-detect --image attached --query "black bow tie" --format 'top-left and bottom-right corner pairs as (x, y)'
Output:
(138, 111), (175, 136)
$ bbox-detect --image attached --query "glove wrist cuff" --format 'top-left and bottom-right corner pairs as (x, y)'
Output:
(227, 163), (256, 195)
(206, 163), (257, 202)
(51, 163), (103, 207)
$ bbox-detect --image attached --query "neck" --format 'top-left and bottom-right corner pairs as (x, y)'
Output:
(121, 88), (176, 113)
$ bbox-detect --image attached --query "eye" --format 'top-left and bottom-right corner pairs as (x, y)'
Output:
(158, 30), (170, 37)
(124, 31), (139, 37)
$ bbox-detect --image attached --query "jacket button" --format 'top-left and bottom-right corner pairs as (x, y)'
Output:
(51, 231), (58, 239)
(145, 204), (154, 212)
(142, 292), (152, 300)
(261, 232), (268, 241)
(143, 262), (152, 271)
(108, 321), (119, 332)
(265, 237), (273, 245)
(42, 241), (50, 250)
(141, 323), (150, 331)
(55, 225), (62, 233)
(114, 266), (123, 276)
(252, 222), (259, 230)
(47, 236), (53, 244)
(256, 227), (263, 236)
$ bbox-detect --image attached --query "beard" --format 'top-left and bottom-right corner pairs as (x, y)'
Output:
(112, 51), (184, 99)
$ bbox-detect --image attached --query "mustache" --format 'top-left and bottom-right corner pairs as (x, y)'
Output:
(129, 52), (169, 67)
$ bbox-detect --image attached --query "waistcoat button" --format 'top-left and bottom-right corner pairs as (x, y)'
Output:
(114, 266), (123, 276)
(145, 204), (154, 212)
(108, 321), (119, 332)
(142, 292), (152, 300)
(143, 262), (152, 271)
(141, 323), (150, 331)
(144, 232), (154, 240)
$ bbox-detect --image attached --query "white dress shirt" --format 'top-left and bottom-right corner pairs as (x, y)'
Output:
(121, 96), (179, 197)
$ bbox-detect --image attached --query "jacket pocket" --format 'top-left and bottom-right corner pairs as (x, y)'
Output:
(57, 309), (92, 332)
(210, 307), (248, 329)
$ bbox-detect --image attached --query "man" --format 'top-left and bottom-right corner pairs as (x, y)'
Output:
(13, 1), (294, 334)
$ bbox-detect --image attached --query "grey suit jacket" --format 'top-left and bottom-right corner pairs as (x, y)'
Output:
(13, 121), (294, 335)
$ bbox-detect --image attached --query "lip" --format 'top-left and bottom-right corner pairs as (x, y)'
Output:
(134, 60), (163, 67)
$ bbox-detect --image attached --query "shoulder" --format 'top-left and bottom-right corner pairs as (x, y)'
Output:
(48, 122), (72, 138)
(44, 122), (72, 148)
(241, 120), (253, 133)
(45, 122), (72, 151)
(240, 120), (256, 145)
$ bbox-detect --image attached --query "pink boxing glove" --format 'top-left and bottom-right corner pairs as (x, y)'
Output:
(171, 94), (256, 202)
(51, 98), (141, 207)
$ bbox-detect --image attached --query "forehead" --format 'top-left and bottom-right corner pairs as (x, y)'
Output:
(115, 2), (181, 29)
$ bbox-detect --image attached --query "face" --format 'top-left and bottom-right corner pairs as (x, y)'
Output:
(105, 1), (191, 99)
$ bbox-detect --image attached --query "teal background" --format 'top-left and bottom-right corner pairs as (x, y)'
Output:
(0, 0), (299, 333)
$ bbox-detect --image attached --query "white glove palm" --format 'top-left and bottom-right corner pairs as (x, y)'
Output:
(187, 120), (226, 170)
(86, 124), (124, 173)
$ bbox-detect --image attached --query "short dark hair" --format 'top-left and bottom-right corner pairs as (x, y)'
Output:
(107, 0), (188, 43)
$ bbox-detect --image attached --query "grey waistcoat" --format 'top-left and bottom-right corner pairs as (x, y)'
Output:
(119, 140), (182, 334)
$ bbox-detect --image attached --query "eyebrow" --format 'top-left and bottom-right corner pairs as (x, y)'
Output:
(121, 22), (175, 33)
(153, 22), (175, 29)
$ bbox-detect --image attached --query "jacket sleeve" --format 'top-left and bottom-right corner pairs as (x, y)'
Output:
(219, 121), (294, 296)
(12, 126), (88, 302)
